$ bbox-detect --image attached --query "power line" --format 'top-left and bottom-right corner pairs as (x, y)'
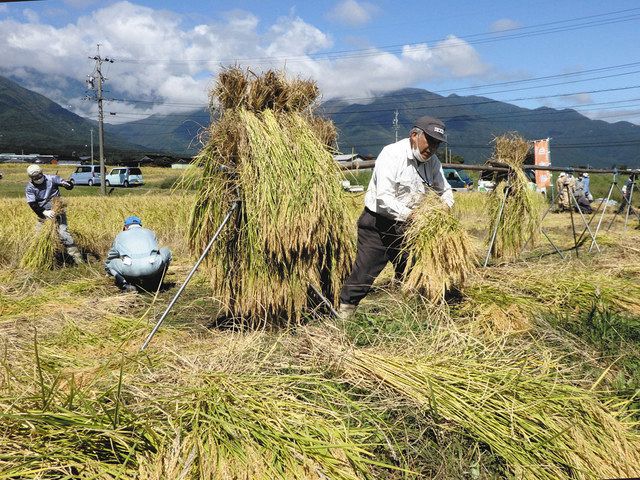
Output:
(113, 7), (640, 66)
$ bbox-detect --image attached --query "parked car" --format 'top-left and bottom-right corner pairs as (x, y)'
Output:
(443, 168), (473, 191)
(69, 164), (102, 186)
(104, 167), (144, 187)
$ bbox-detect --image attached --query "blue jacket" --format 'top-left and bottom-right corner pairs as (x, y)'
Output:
(105, 226), (171, 278)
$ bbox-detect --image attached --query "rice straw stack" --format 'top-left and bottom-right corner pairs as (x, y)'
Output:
(189, 67), (353, 322)
(486, 133), (543, 260)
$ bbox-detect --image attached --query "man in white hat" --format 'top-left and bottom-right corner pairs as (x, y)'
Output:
(25, 164), (83, 264)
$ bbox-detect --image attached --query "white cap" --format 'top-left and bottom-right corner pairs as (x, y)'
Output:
(583, 172), (589, 177)
(559, 172), (566, 177)
(27, 164), (42, 177)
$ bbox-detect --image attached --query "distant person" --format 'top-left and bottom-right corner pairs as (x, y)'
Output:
(556, 172), (572, 211)
(338, 116), (453, 318)
(619, 174), (636, 214)
(582, 172), (593, 201)
(105, 216), (172, 293)
(24, 164), (83, 264)
(573, 178), (592, 214)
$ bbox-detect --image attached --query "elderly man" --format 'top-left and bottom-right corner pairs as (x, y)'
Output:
(338, 116), (453, 317)
(105, 216), (172, 293)
(25, 164), (83, 264)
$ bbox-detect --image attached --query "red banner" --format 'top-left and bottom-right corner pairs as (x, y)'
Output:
(534, 139), (551, 189)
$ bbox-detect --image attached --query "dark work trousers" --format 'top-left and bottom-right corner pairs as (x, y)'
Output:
(339, 208), (407, 306)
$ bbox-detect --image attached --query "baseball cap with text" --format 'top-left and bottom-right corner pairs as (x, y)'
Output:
(413, 116), (446, 143)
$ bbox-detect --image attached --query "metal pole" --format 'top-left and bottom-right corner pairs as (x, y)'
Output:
(624, 178), (636, 230)
(566, 186), (579, 258)
(484, 185), (509, 267)
(141, 201), (239, 351)
(90, 128), (94, 163)
(587, 181), (615, 253)
(308, 284), (339, 318)
(569, 188), (600, 253)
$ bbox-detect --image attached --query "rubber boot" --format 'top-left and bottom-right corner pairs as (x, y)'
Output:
(66, 245), (83, 265)
(337, 303), (356, 320)
(114, 273), (137, 293)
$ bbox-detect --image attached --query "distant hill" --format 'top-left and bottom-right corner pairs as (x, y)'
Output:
(3, 76), (640, 168)
(0, 76), (150, 159)
(106, 109), (211, 155)
(323, 88), (640, 168)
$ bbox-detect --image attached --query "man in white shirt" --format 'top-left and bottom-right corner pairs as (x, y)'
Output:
(338, 116), (453, 317)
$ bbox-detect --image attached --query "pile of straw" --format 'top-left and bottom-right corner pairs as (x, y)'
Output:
(401, 193), (476, 301)
(486, 133), (543, 260)
(19, 198), (64, 271)
(189, 67), (353, 321)
(310, 330), (640, 480)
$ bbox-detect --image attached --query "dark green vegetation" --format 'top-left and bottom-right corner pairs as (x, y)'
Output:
(0, 77), (148, 158)
(3, 76), (640, 167)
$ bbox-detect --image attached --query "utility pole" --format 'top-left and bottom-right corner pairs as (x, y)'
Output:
(90, 128), (94, 162)
(88, 44), (114, 195)
(393, 109), (399, 143)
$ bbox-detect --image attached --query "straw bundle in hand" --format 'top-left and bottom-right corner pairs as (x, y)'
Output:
(20, 197), (65, 270)
(402, 193), (475, 301)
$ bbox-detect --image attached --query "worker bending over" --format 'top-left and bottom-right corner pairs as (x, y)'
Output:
(105, 216), (172, 293)
(338, 116), (453, 318)
(25, 164), (83, 264)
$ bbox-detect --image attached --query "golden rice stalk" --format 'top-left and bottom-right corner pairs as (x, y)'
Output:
(307, 115), (338, 151)
(20, 198), (65, 271)
(188, 69), (351, 322)
(402, 193), (476, 302)
(487, 133), (543, 260)
(311, 331), (640, 480)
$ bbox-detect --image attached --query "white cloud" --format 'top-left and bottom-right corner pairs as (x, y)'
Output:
(0, 1), (489, 123)
(490, 18), (521, 33)
(560, 93), (593, 105)
(23, 8), (39, 23)
(327, 0), (378, 26)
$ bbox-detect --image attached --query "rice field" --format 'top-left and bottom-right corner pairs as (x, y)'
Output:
(1, 163), (640, 478)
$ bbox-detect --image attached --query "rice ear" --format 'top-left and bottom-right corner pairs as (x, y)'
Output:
(401, 193), (476, 302)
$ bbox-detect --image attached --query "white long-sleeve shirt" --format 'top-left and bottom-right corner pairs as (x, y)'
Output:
(364, 138), (454, 222)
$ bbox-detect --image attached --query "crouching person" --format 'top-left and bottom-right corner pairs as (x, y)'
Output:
(105, 216), (172, 293)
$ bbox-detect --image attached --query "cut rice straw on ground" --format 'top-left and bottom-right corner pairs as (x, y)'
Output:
(402, 193), (476, 302)
(486, 133), (543, 260)
(307, 328), (640, 480)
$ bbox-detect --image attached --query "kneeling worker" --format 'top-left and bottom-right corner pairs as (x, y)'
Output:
(338, 116), (453, 318)
(105, 216), (172, 293)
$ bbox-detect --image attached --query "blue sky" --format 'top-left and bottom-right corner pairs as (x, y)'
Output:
(1, 0), (639, 126)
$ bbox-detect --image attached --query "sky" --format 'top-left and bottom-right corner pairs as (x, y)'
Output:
(1, 0), (640, 128)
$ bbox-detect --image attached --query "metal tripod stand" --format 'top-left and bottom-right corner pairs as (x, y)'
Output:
(140, 199), (339, 351)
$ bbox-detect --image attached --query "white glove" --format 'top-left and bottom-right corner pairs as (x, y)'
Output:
(43, 210), (55, 219)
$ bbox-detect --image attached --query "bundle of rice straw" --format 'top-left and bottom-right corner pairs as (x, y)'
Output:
(20, 197), (64, 270)
(308, 330), (640, 480)
(189, 67), (352, 322)
(401, 193), (475, 301)
(486, 133), (543, 260)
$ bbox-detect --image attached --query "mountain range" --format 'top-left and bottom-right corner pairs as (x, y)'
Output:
(1, 75), (639, 168)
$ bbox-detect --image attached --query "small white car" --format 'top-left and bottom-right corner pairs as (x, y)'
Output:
(104, 167), (144, 187)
